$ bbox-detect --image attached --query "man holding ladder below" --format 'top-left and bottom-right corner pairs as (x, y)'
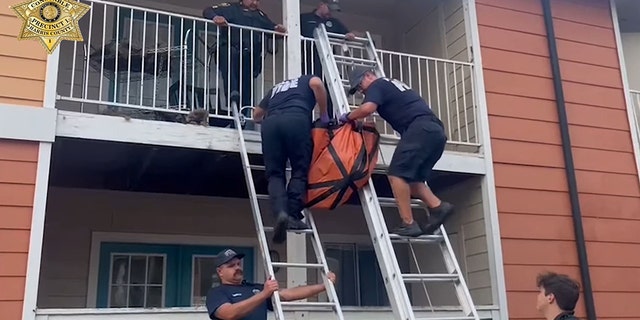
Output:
(339, 66), (454, 237)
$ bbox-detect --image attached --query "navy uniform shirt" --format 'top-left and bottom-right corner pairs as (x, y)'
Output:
(300, 12), (350, 38)
(258, 75), (318, 117)
(203, 2), (277, 50)
(206, 281), (273, 320)
(362, 77), (444, 135)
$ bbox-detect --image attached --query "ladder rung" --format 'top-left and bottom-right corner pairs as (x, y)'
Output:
(334, 59), (377, 68)
(377, 196), (424, 208)
(389, 234), (444, 243)
(250, 164), (389, 175)
(281, 301), (337, 308)
(272, 262), (324, 269)
(250, 164), (293, 172)
(328, 39), (368, 48)
(416, 317), (477, 320)
(256, 194), (268, 200)
(334, 54), (376, 65)
(263, 226), (314, 234)
(327, 31), (368, 42)
(402, 273), (459, 283)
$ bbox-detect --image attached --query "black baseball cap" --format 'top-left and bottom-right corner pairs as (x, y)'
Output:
(348, 66), (373, 95)
(214, 249), (245, 267)
(321, 0), (340, 11)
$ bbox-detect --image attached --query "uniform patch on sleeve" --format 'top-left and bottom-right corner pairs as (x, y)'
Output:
(212, 2), (231, 8)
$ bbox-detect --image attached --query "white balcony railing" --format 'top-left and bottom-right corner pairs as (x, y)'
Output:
(56, 0), (287, 126)
(55, 0), (480, 149)
(631, 90), (640, 115)
(301, 36), (479, 147)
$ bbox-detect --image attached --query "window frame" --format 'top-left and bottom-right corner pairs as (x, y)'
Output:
(323, 242), (389, 307)
(88, 232), (259, 308)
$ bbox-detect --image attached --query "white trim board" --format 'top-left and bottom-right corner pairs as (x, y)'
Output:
(465, 0), (509, 319)
(54, 111), (487, 175)
(22, 142), (54, 320)
(611, 0), (640, 191)
(0, 105), (57, 143)
(34, 308), (497, 320)
(85, 231), (262, 308)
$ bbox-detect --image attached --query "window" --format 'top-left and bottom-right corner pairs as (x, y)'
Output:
(108, 254), (166, 308)
(96, 242), (254, 308)
(325, 243), (389, 307)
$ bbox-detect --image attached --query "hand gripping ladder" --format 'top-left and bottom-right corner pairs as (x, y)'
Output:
(312, 24), (480, 320)
(230, 95), (345, 320)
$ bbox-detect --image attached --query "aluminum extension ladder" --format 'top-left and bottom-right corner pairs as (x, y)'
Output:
(230, 96), (345, 320)
(312, 23), (481, 320)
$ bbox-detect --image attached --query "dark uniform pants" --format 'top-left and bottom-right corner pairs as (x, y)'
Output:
(261, 112), (313, 220)
(218, 46), (258, 114)
(388, 117), (447, 183)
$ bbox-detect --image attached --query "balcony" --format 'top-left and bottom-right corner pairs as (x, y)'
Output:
(52, 0), (481, 154)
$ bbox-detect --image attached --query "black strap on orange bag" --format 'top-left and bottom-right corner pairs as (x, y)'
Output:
(305, 119), (380, 210)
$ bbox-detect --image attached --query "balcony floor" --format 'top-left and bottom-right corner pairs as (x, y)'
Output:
(54, 110), (486, 175)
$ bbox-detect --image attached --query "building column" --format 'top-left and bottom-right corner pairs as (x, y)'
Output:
(282, 0), (309, 308)
(20, 48), (59, 320)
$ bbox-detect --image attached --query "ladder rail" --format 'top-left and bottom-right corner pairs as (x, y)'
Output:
(313, 23), (481, 320)
(233, 102), (345, 319)
(230, 99), (286, 320)
(306, 210), (345, 318)
(438, 224), (480, 319)
(313, 24), (416, 320)
(282, 161), (344, 319)
(314, 26), (351, 118)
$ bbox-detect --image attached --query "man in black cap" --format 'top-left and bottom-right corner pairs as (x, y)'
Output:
(203, 1), (287, 112)
(338, 66), (453, 237)
(300, 0), (355, 77)
(206, 248), (337, 320)
(300, 0), (355, 117)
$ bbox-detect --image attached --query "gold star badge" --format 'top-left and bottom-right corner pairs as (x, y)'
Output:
(10, 0), (91, 54)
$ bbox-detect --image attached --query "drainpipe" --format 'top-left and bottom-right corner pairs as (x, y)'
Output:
(540, 0), (597, 319)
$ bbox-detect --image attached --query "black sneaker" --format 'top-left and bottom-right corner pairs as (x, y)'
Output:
(422, 202), (454, 234)
(287, 216), (310, 230)
(272, 211), (289, 244)
(389, 221), (423, 237)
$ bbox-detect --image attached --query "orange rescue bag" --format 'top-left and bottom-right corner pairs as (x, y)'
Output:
(305, 120), (381, 210)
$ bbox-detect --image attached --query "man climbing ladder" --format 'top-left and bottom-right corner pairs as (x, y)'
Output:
(252, 74), (330, 244)
(339, 66), (454, 237)
(230, 72), (345, 318)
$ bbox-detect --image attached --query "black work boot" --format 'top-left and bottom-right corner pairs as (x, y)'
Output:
(389, 220), (423, 237)
(287, 216), (310, 230)
(422, 202), (454, 234)
(272, 211), (289, 244)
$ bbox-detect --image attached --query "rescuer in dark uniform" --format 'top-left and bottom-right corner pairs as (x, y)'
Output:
(340, 66), (453, 237)
(535, 272), (581, 320)
(253, 75), (329, 244)
(203, 1), (287, 112)
(206, 248), (337, 320)
(300, 1), (355, 117)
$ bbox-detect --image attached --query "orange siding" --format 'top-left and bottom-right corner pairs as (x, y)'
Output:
(0, 5), (48, 106)
(479, 0), (640, 319)
(0, 139), (38, 320)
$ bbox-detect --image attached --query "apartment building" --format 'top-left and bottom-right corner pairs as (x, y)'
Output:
(1, 0), (639, 319)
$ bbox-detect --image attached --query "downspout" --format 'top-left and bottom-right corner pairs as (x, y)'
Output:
(540, 1), (597, 319)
